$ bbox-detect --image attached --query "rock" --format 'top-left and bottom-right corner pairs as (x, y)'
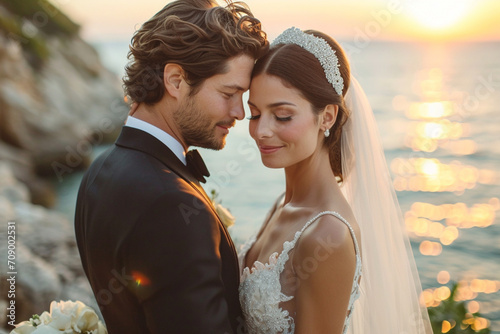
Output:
(5, 243), (61, 324)
(0, 5), (127, 207)
(14, 201), (72, 261)
(0, 196), (15, 223)
(0, 142), (55, 207)
(0, 2), (118, 331)
(0, 163), (30, 204)
(0, 163), (96, 331)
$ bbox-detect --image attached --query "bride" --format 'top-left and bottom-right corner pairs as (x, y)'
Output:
(238, 27), (432, 333)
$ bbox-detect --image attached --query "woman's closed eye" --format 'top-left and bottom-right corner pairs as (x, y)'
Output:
(247, 114), (260, 121)
(275, 115), (292, 122)
(247, 114), (292, 121)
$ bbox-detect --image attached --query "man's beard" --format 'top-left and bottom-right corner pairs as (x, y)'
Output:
(173, 95), (232, 151)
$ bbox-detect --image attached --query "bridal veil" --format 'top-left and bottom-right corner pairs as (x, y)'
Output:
(341, 76), (433, 333)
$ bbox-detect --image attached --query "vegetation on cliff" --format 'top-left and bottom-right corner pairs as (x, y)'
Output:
(0, 0), (126, 207)
(0, 0), (79, 67)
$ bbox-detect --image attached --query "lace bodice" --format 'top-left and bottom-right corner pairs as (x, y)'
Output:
(239, 211), (362, 334)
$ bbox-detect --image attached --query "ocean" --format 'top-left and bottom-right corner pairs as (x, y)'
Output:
(56, 39), (500, 331)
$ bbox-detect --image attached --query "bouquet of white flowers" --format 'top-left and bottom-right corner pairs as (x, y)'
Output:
(10, 300), (107, 334)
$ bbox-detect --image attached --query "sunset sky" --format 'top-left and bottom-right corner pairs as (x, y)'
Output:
(57, 0), (500, 42)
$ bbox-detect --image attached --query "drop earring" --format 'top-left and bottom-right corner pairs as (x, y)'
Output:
(324, 129), (330, 138)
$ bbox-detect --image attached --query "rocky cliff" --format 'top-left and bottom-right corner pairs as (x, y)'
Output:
(0, 1), (127, 331)
(0, 163), (99, 332)
(0, 0), (128, 207)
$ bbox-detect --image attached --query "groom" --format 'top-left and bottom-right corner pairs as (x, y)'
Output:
(74, 0), (268, 333)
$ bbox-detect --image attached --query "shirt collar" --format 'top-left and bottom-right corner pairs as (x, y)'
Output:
(124, 116), (187, 165)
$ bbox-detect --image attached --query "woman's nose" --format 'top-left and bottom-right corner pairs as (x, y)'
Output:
(253, 116), (273, 139)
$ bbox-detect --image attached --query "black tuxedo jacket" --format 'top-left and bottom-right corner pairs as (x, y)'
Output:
(75, 126), (243, 333)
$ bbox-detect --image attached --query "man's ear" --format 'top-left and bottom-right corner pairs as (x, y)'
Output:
(321, 104), (338, 131)
(163, 63), (185, 99)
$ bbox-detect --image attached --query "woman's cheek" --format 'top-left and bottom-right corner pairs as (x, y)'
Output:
(277, 122), (302, 143)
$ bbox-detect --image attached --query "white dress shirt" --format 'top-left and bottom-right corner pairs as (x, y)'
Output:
(124, 116), (187, 165)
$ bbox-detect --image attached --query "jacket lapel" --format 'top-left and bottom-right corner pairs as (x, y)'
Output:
(115, 126), (240, 281)
(116, 127), (209, 196)
(115, 127), (230, 231)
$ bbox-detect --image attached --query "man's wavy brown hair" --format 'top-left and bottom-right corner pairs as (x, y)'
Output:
(123, 0), (268, 104)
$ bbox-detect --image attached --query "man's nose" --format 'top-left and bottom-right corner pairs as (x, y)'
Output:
(230, 100), (245, 121)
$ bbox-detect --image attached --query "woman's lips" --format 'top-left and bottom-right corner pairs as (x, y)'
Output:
(259, 145), (283, 154)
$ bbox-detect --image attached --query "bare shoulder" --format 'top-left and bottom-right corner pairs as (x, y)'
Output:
(293, 212), (361, 265)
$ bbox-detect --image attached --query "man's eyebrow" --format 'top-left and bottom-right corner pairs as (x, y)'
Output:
(223, 84), (246, 91)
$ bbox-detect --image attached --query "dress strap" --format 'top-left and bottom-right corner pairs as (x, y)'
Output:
(276, 211), (361, 273)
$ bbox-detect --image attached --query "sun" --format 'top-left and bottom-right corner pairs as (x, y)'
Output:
(406, 0), (472, 30)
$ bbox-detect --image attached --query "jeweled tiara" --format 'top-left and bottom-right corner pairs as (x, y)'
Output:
(272, 27), (344, 96)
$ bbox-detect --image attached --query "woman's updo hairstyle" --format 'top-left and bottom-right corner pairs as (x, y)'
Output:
(252, 30), (351, 182)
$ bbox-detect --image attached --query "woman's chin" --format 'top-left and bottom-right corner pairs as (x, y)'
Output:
(261, 158), (284, 169)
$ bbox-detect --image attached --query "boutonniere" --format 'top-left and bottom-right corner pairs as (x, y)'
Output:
(210, 190), (235, 229)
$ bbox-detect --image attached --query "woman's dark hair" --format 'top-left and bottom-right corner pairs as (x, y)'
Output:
(123, 0), (269, 104)
(252, 30), (350, 182)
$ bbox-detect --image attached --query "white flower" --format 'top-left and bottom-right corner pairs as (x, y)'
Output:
(48, 300), (78, 331)
(39, 312), (52, 326)
(51, 300), (106, 334)
(11, 321), (36, 334)
(10, 301), (107, 334)
(72, 306), (99, 333)
(215, 203), (235, 228)
(31, 326), (62, 334)
(96, 322), (107, 334)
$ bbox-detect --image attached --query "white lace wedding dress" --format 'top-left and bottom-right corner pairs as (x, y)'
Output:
(239, 211), (362, 334)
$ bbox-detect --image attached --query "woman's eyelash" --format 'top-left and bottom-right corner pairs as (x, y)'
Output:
(276, 116), (292, 121)
(247, 115), (292, 121)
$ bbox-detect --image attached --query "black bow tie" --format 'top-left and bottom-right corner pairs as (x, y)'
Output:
(186, 149), (210, 183)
